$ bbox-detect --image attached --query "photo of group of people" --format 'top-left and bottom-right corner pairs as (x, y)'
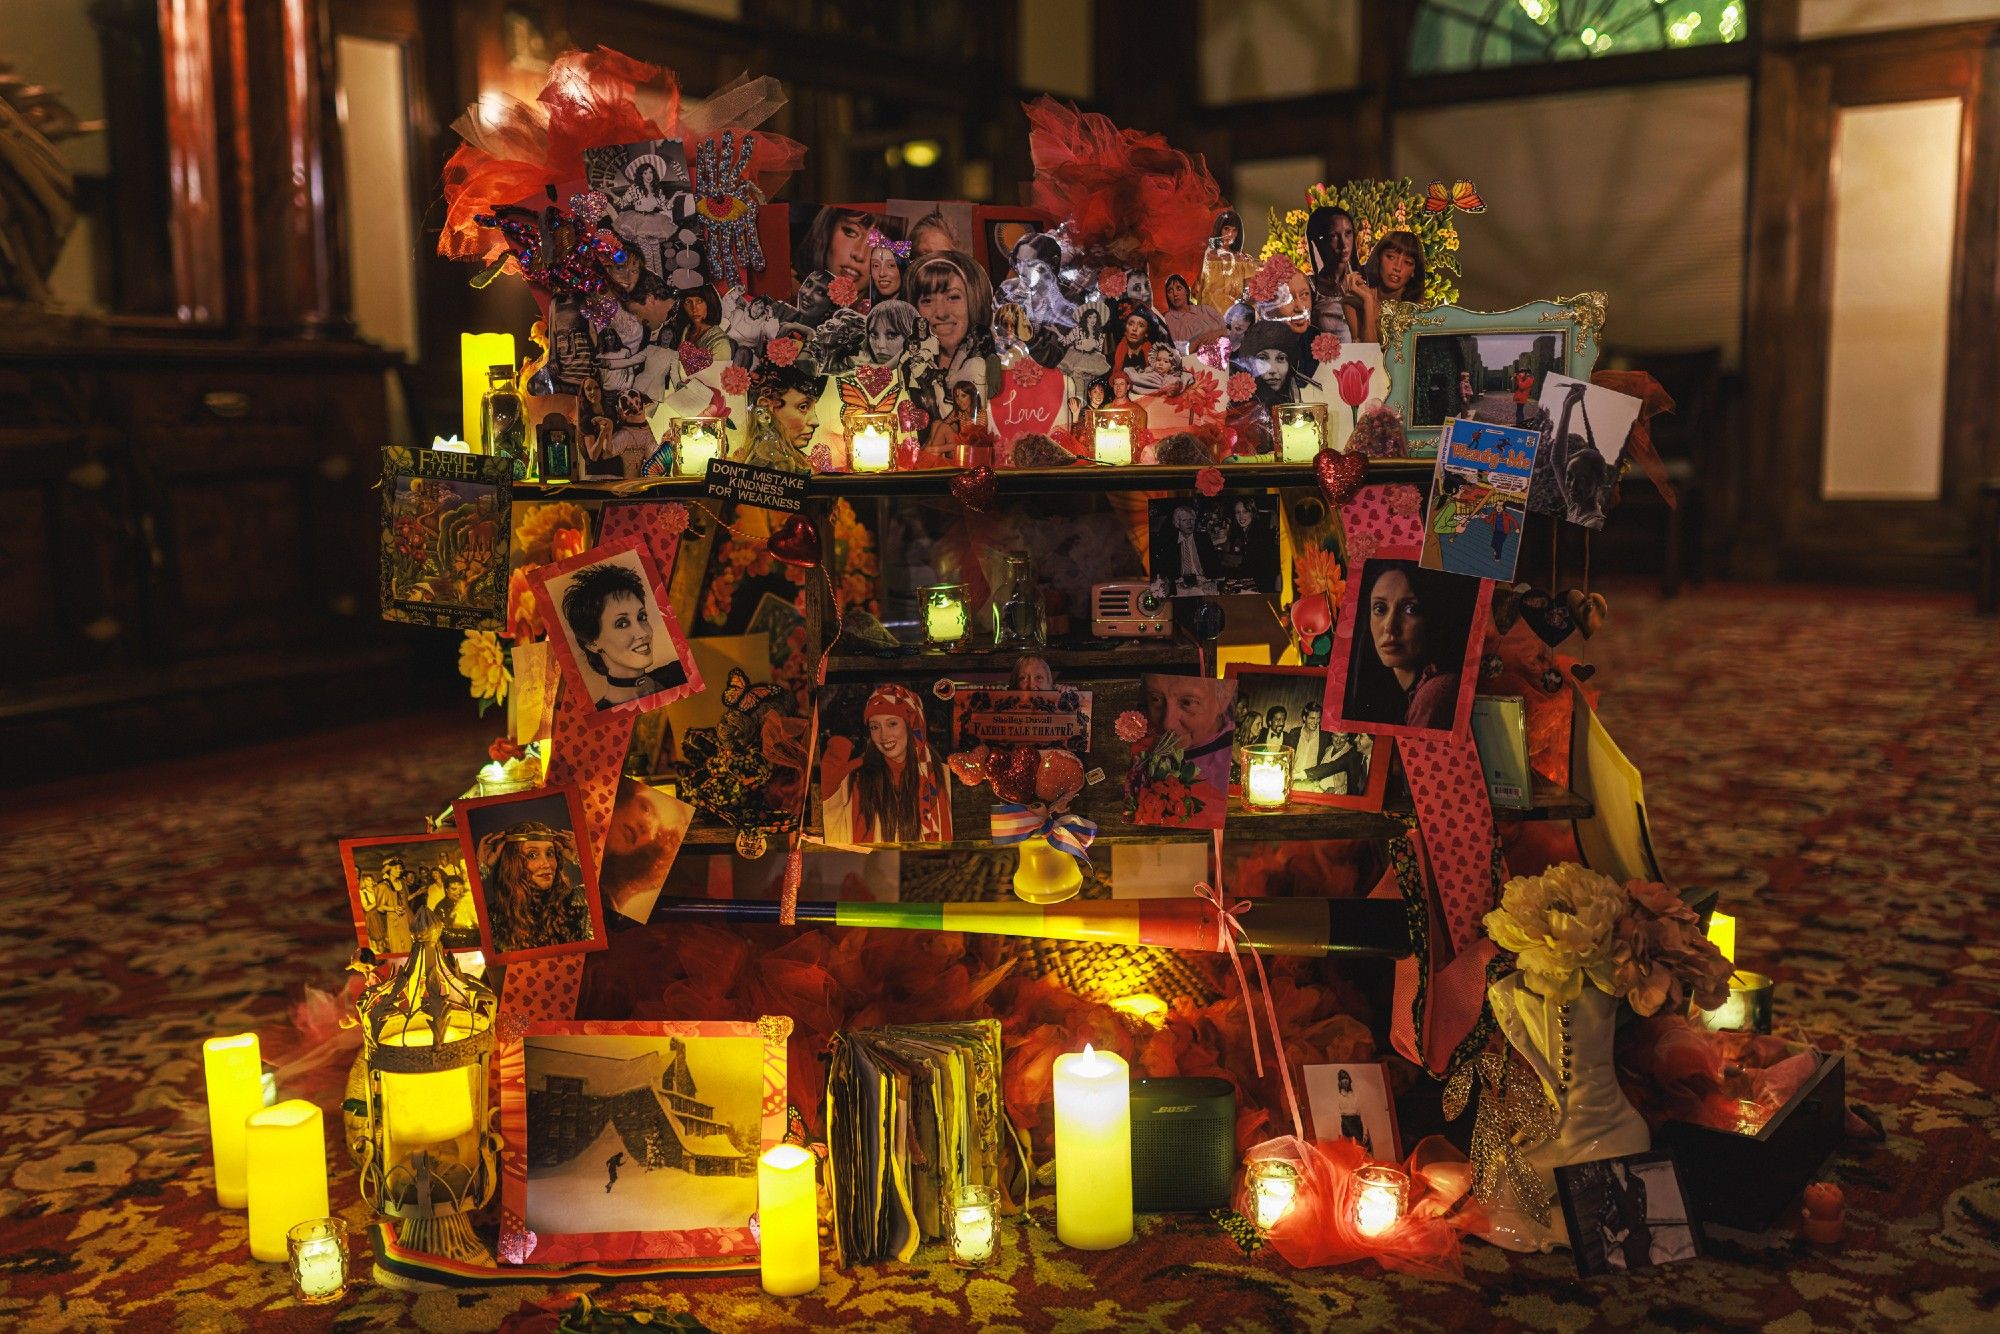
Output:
(1146, 495), (1281, 598)
(339, 831), (481, 957)
(1226, 667), (1385, 807)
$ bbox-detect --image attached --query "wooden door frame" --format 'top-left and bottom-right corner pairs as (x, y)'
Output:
(1744, 21), (2000, 584)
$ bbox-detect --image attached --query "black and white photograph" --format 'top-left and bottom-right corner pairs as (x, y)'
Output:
(1225, 666), (1386, 808)
(1556, 1151), (1704, 1278)
(1147, 495), (1281, 598)
(1302, 1061), (1401, 1161)
(1233, 320), (1313, 407)
(583, 138), (702, 290)
(523, 1028), (763, 1243)
(1325, 553), (1488, 739)
(532, 536), (699, 714)
(1532, 372), (1643, 529)
(1411, 331), (1568, 429)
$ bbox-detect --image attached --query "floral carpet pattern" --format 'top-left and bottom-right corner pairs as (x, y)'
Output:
(1, 585), (1996, 1332)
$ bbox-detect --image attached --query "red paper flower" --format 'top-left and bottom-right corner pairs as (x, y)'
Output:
(1334, 359), (1374, 409)
(550, 526), (588, 561)
(898, 401), (928, 434)
(488, 736), (524, 762)
(679, 344), (714, 376)
(1011, 361), (1044, 388)
(1387, 485), (1422, 517)
(767, 336), (801, 367)
(1115, 711), (1150, 743)
(829, 275), (859, 308)
(1227, 372), (1254, 403)
(1245, 269), (1281, 305)
(661, 502), (690, 536)
(1346, 532), (1377, 564)
(1099, 267), (1128, 298)
(1312, 333), (1342, 363)
(1196, 466), (1224, 496)
(721, 364), (750, 396)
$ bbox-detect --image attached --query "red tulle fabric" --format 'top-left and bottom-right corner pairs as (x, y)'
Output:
(1241, 1135), (1482, 1279)
(437, 48), (807, 263)
(1616, 1013), (1820, 1134)
(1023, 96), (1225, 280)
(575, 918), (1377, 1149)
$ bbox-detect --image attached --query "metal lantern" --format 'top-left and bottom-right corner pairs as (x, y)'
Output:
(356, 899), (498, 1261)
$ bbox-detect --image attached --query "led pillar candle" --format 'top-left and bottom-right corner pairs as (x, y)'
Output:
(379, 1021), (479, 1166)
(674, 418), (724, 477)
(460, 333), (516, 451)
(850, 424), (892, 472)
(1706, 911), (1736, 968)
(245, 1100), (330, 1262)
(286, 1219), (349, 1304)
(758, 1143), (820, 1296)
(1053, 1044), (1132, 1249)
(1351, 1164), (1408, 1239)
(1243, 743), (1293, 809)
(204, 1032), (263, 1207)
(1093, 421), (1132, 465)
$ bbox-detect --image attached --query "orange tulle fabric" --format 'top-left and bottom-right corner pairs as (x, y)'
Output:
(1617, 1013), (1821, 1133)
(438, 48), (807, 263)
(1023, 96), (1225, 279)
(1241, 1134), (1483, 1278)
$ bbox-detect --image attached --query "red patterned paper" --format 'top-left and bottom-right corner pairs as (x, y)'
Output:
(499, 955), (588, 1037)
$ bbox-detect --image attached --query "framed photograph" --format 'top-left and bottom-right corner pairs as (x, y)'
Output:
(1555, 1150), (1704, 1277)
(378, 446), (511, 628)
(1126, 674), (1238, 830)
(531, 535), (701, 715)
(581, 137), (699, 291)
(1302, 1061), (1401, 1162)
(1224, 666), (1388, 810)
(1532, 372), (1644, 529)
(498, 1018), (788, 1265)
(974, 206), (1057, 286)
(338, 831), (480, 958)
(815, 682), (956, 847)
(950, 655), (1092, 758)
(1146, 495), (1281, 599)
(1321, 544), (1490, 741)
(601, 777), (696, 924)
(454, 786), (607, 963)
(1380, 294), (1604, 455)
(1419, 417), (1539, 581)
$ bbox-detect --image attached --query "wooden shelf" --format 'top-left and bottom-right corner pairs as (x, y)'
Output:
(823, 638), (1201, 680)
(513, 458), (1434, 503)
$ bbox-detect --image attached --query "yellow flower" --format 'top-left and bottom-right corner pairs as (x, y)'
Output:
(458, 630), (510, 704)
(1483, 863), (1624, 1002)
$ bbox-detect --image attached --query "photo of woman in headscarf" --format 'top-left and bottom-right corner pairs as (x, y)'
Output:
(1198, 208), (1255, 313)
(1305, 205), (1359, 340)
(1340, 558), (1478, 732)
(907, 250), (996, 419)
(819, 683), (955, 845)
(1343, 228), (1428, 343)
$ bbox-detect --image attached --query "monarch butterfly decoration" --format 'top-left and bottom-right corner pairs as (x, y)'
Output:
(1423, 179), (1486, 214)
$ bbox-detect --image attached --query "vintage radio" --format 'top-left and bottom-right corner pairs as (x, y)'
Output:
(1130, 1076), (1236, 1212)
(1091, 582), (1172, 638)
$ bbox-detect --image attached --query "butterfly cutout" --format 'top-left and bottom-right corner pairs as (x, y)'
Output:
(1423, 179), (1486, 214)
(839, 370), (899, 420)
(721, 666), (783, 716)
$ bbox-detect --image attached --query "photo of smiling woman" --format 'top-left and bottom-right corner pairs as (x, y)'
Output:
(907, 250), (996, 418)
(1338, 558), (1480, 734)
(535, 538), (700, 716)
(1343, 229), (1428, 343)
(793, 206), (887, 289)
(819, 683), (954, 846)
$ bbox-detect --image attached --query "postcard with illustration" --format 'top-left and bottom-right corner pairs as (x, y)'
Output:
(1419, 417), (1539, 581)
(379, 447), (512, 629)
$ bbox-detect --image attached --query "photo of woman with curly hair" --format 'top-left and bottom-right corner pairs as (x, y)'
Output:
(453, 786), (605, 962)
(818, 683), (955, 846)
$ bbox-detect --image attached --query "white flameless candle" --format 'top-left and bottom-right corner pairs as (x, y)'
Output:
(851, 425), (892, 472)
(1243, 744), (1293, 809)
(204, 1032), (262, 1208)
(921, 584), (968, 645)
(1279, 419), (1320, 461)
(949, 1185), (999, 1266)
(758, 1143), (820, 1296)
(1248, 1161), (1299, 1230)
(1053, 1044), (1132, 1249)
(287, 1221), (347, 1303)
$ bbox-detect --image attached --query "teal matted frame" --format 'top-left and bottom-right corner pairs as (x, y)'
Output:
(1380, 293), (1606, 456)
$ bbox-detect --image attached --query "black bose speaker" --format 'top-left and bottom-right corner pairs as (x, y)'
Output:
(1129, 1076), (1236, 1212)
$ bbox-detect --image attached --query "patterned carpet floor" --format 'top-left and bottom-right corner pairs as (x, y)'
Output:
(2, 583), (1996, 1331)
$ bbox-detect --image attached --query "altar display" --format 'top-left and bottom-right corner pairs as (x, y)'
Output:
(177, 39), (1869, 1317)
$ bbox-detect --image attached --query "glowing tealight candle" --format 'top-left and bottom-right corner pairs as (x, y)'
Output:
(1053, 1044), (1132, 1249)
(1248, 1160), (1299, 1230)
(460, 333), (516, 450)
(286, 1219), (348, 1303)
(851, 425), (892, 472)
(676, 422), (722, 477)
(203, 1032), (263, 1208)
(245, 1100), (329, 1262)
(1244, 744), (1293, 809)
(1700, 969), (1774, 1034)
(1706, 911), (1736, 968)
(1093, 422), (1132, 465)
(949, 1184), (999, 1266)
(758, 1143), (820, 1296)
(1352, 1164), (1408, 1239)
(1279, 418), (1321, 462)
(921, 584), (968, 645)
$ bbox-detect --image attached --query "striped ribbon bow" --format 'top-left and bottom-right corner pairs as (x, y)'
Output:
(991, 804), (1097, 862)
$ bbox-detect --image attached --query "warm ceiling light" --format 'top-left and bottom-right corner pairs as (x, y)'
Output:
(901, 139), (941, 169)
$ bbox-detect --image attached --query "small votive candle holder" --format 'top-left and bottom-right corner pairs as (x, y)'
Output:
(1275, 401), (1328, 462)
(948, 1184), (1000, 1268)
(1242, 743), (1294, 809)
(671, 415), (726, 477)
(1247, 1159), (1300, 1232)
(1699, 969), (1774, 1034)
(1351, 1163), (1409, 1239)
(1089, 406), (1141, 465)
(921, 583), (970, 648)
(286, 1218), (349, 1304)
(847, 409), (897, 473)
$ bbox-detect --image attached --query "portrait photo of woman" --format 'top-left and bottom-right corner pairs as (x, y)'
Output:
(1337, 557), (1480, 734)
(794, 206), (882, 288)
(906, 208), (965, 258)
(1344, 228), (1428, 343)
(672, 283), (734, 361)
(1160, 273), (1221, 345)
(863, 299), (922, 367)
(925, 380), (987, 463)
(548, 550), (694, 711)
(1198, 208), (1256, 312)
(868, 240), (906, 305)
(1305, 205), (1359, 340)
(1234, 320), (1311, 406)
(819, 683), (954, 846)
(907, 250), (996, 416)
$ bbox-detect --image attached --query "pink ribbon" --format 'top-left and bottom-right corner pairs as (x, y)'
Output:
(1193, 875), (1306, 1142)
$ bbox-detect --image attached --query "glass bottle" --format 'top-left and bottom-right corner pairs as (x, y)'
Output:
(481, 365), (530, 480)
(992, 552), (1046, 649)
(536, 411), (575, 482)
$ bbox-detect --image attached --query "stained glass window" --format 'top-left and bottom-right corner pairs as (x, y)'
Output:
(1408, 0), (1748, 74)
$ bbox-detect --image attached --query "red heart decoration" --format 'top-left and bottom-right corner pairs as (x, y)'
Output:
(1315, 449), (1369, 508)
(950, 465), (997, 512)
(991, 746), (1040, 805)
(1035, 749), (1085, 808)
(948, 743), (991, 787)
(768, 511), (822, 568)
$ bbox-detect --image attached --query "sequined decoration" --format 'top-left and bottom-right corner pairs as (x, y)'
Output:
(475, 190), (629, 329)
(1444, 1048), (1560, 1226)
(695, 131), (766, 289)
(1212, 1206), (1263, 1255)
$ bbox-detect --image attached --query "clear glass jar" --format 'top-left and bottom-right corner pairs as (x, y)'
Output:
(992, 553), (1046, 649)
(947, 1184), (1000, 1267)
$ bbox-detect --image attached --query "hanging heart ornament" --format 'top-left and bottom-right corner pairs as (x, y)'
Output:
(768, 511), (822, 568)
(950, 464), (997, 512)
(1564, 589), (1608, 638)
(1315, 449), (1369, 508)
